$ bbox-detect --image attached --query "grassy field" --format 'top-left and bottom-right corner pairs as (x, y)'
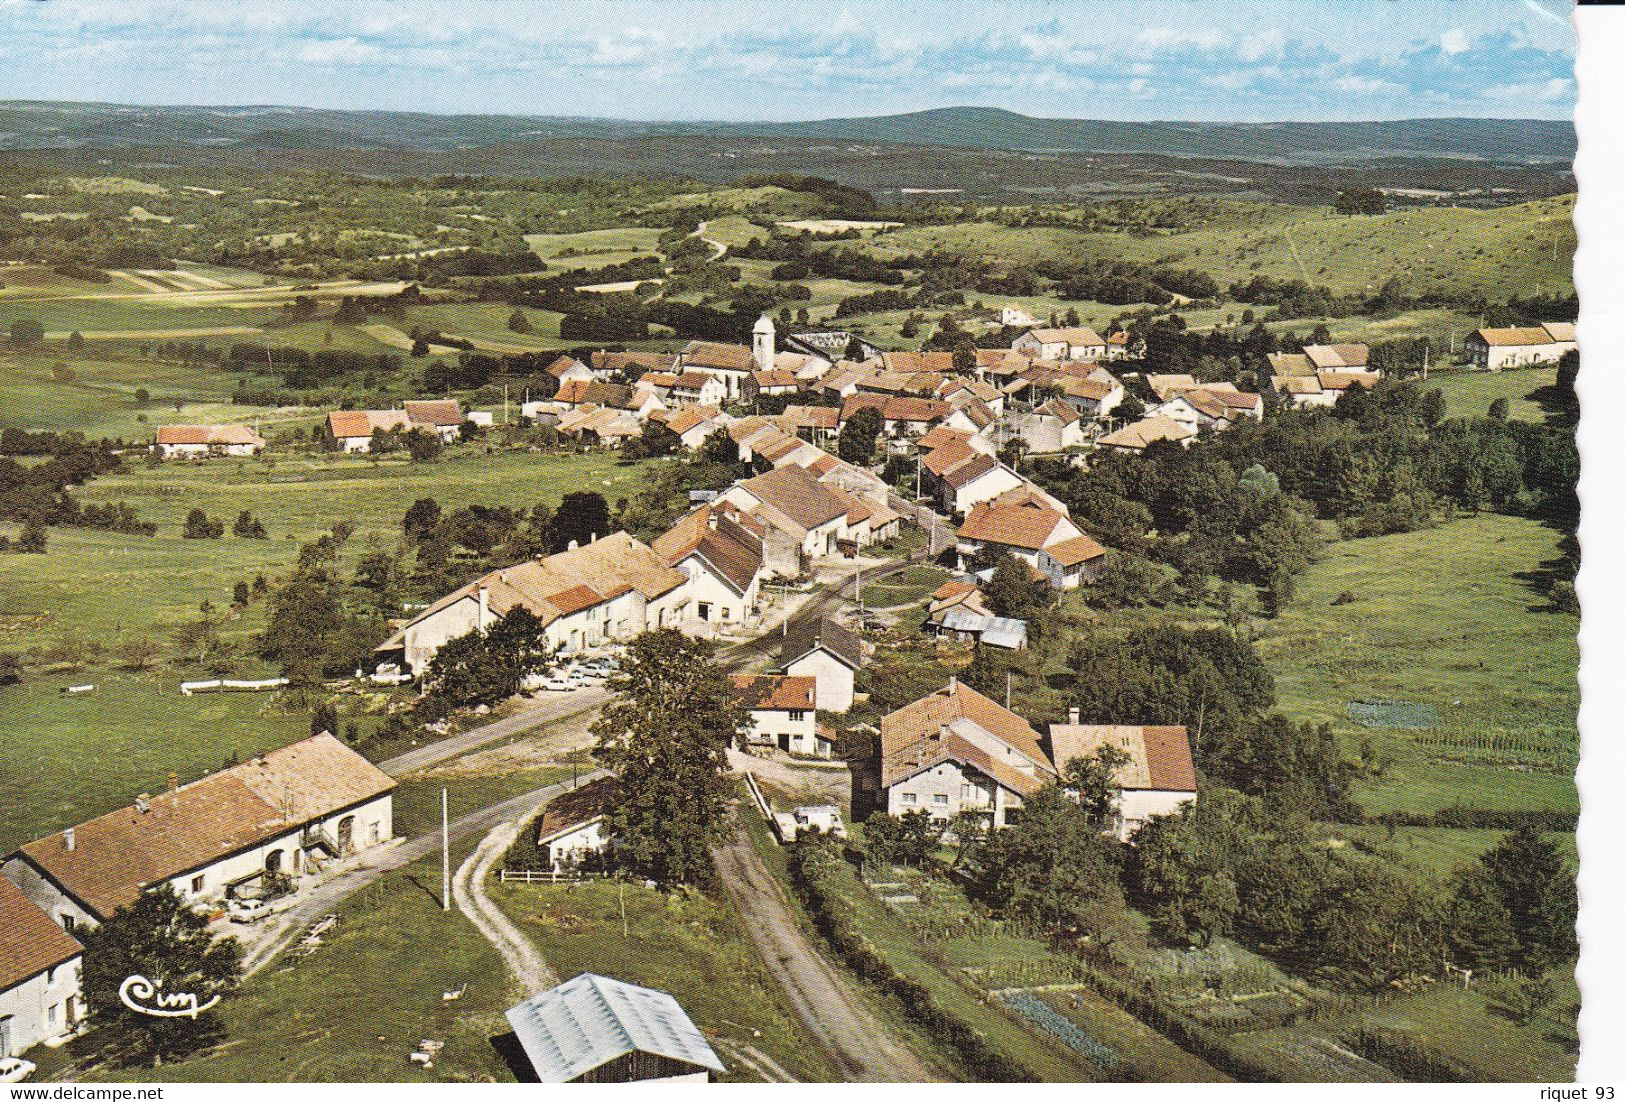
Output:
(1426, 366), (1558, 423)
(89, 850), (522, 1083)
(856, 196), (1574, 299)
(488, 875), (840, 1082)
(392, 765), (572, 838)
(0, 450), (655, 847)
(1258, 513), (1578, 816)
(860, 564), (951, 609)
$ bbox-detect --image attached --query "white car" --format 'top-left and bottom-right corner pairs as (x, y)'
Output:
(0, 1058), (38, 1084)
(227, 897), (270, 924)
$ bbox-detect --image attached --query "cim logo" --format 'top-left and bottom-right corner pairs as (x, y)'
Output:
(118, 974), (220, 1019)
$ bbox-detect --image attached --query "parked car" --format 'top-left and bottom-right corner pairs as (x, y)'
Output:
(0, 1058), (38, 1083)
(538, 673), (584, 692)
(227, 897), (270, 924)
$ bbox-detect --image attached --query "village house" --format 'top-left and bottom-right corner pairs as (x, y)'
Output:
(1051, 374), (1125, 420)
(879, 679), (1053, 828)
(718, 465), (850, 569)
(154, 423), (266, 459)
(659, 404), (729, 450)
(652, 504), (764, 629)
(917, 423), (997, 458)
(747, 369), (802, 400)
(1001, 304), (1040, 328)
(402, 399), (465, 443)
(379, 532), (691, 675)
(923, 581), (1028, 650)
(530, 777), (619, 874)
(506, 974), (726, 1083)
(2, 733), (395, 930)
(0, 877), (83, 1058)
(591, 350), (679, 379)
(955, 496), (1106, 588)
(1465, 323), (1576, 371)
(554, 380), (665, 420)
(1302, 343), (1376, 376)
(556, 404), (643, 447)
(1097, 415), (1197, 452)
(1012, 326), (1107, 361)
(1047, 714), (1197, 841)
(1002, 398), (1087, 453)
(679, 340), (756, 399)
(669, 370), (729, 408)
(1105, 330), (1143, 359)
(779, 404), (841, 444)
(774, 350), (833, 383)
(779, 616), (865, 713)
(731, 674), (827, 756)
(1152, 384), (1262, 433)
(840, 394), (954, 439)
(920, 441), (1027, 515)
(325, 409), (410, 452)
(545, 354), (598, 386)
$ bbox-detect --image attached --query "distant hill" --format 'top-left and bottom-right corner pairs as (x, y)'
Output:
(0, 101), (1574, 166)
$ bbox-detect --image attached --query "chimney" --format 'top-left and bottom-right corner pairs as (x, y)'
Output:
(63, 827), (75, 851)
(1068, 707), (1080, 724)
(135, 794), (151, 814)
(568, 539), (579, 552)
(947, 675), (957, 694)
(168, 771), (178, 792)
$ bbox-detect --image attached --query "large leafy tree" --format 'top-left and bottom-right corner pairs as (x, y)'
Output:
(1478, 827), (1578, 972)
(592, 629), (743, 886)
(425, 607), (553, 712)
(969, 786), (1123, 936)
(837, 406), (884, 465)
(80, 884), (242, 1067)
(546, 491), (610, 552)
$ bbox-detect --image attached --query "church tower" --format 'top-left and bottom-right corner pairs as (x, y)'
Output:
(752, 314), (775, 373)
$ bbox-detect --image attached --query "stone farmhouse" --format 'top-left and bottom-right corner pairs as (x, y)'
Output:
(378, 531), (691, 675)
(154, 423), (265, 459)
(651, 504), (765, 629)
(3, 733), (395, 931)
(326, 400), (465, 453)
(1012, 325), (1108, 361)
(955, 495), (1106, 588)
(1047, 714), (1198, 841)
(1465, 323), (1576, 371)
(0, 876), (83, 1058)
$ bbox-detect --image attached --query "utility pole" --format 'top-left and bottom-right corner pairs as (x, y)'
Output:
(1422, 344), (1429, 381)
(503, 383), (510, 426)
(1005, 670), (1012, 711)
(440, 787), (450, 912)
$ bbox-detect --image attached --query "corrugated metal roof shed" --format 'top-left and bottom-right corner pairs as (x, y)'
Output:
(505, 973), (726, 1083)
(980, 617), (1029, 650)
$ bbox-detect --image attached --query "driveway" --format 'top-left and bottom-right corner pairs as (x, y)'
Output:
(711, 823), (942, 1082)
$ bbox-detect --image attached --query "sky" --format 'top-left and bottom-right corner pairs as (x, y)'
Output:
(0, 0), (1577, 122)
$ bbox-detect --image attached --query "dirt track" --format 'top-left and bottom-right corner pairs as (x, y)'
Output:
(712, 823), (942, 1082)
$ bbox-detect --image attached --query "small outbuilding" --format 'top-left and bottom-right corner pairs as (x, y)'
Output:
(505, 973), (726, 1083)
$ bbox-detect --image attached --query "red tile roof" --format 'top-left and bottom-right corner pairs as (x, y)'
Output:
(0, 876), (81, 991)
(1047, 724), (1196, 792)
(730, 674), (817, 712)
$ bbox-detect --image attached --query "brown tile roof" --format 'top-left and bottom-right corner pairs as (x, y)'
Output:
(916, 424), (975, 452)
(1047, 724), (1196, 792)
(14, 733), (395, 920)
(1027, 326), (1105, 347)
(673, 371), (717, 391)
(1057, 376), (1118, 403)
(1318, 371), (1378, 392)
(735, 465), (850, 531)
(1203, 388), (1262, 411)
(921, 438), (979, 477)
(652, 505), (763, 596)
(1541, 321), (1576, 342)
(751, 369), (801, 389)
(1147, 373), (1199, 400)
(682, 341), (754, 371)
(780, 615), (864, 670)
(156, 424), (265, 446)
(1302, 343), (1370, 370)
(0, 875), (81, 991)
(957, 500), (1070, 550)
(932, 578), (980, 602)
(941, 452), (1002, 490)
(884, 731), (1049, 798)
(592, 350), (678, 375)
(1045, 533), (1107, 567)
(1265, 353), (1316, 379)
(1276, 375), (1324, 395)
(1034, 398), (1082, 425)
(535, 776), (621, 844)
(1473, 326), (1561, 348)
(1098, 416), (1195, 450)
(781, 404), (840, 431)
(840, 394), (953, 425)
(404, 399), (463, 427)
(880, 680), (1051, 783)
(327, 409), (410, 439)
(663, 405), (721, 436)
(381, 533), (686, 647)
(730, 674), (817, 712)
(879, 351), (955, 374)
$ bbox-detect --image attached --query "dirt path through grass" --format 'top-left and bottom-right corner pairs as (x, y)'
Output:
(712, 822), (943, 1082)
(453, 814), (563, 997)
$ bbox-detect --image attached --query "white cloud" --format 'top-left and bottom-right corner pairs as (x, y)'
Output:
(1135, 27), (1227, 52)
(1485, 76), (1574, 101)
(1440, 27), (1471, 55)
(1334, 75), (1402, 95)
(296, 38), (379, 65)
(1237, 28), (1284, 62)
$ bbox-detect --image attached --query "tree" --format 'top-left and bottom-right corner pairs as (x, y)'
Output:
(80, 884), (242, 1066)
(1488, 397), (1509, 422)
(507, 308), (533, 334)
(231, 510), (267, 539)
(837, 406), (884, 465)
(983, 554), (1050, 622)
(623, 419), (680, 459)
(16, 521), (47, 553)
(182, 509), (224, 539)
(1334, 188), (1386, 216)
(1443, 865), (1520, 972)
(863, 810), (943, 868)
(134, 388), (151, 405)
(592, 630), (742, 886)
(1115, 392), (1145, 423)
(546, 491), (610, 552)
(404, 428), (441, 461)
(311, 701), (339, 737)
(1062, 743), (1132, 828)
(8, 318), (44, 347)
(115, 634), (163, 671)
(232, 581), (251, 607)
(402, 497), (442, 541)
(1478, 827), (1578, 971)
(425, 607), (553, 711)
(970, 786), (1124, 936)
(0, 652), (21, 686)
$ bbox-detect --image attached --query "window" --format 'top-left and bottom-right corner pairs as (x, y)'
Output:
(60, 914), (76, 934)
(47, 1004), (58, 1027)
(369, 821), (382, 845)
(933, 794), (949, 806)
(900, 792), (917, 804)
(698, 602), (712, 622)
(191, 874), (205, 895)
(788, 710), (807, 722)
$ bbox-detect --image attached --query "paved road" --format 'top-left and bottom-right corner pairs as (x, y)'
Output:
(240, 772), (606, 976)
(712, 821), (942, 1082)
(452, 813), (561, 997)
